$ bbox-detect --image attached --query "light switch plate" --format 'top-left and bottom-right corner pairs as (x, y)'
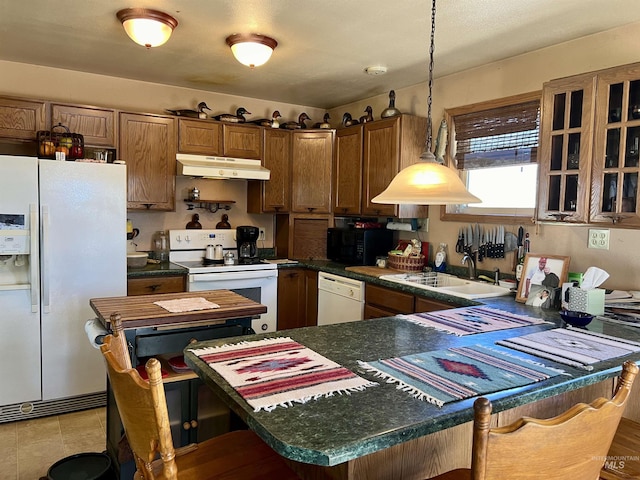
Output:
(588, 228), (610, 250)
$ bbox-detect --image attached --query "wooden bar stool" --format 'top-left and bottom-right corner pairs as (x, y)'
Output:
(100, 315), (300, 480)
(428, 361), (638, 480)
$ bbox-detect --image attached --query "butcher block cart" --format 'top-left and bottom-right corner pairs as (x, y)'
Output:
(90, 290), (266, 480)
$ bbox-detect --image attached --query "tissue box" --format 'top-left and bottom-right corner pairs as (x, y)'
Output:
(567, 287), (605, 315)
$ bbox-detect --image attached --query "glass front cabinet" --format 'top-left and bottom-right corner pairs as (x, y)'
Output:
(538, 73), (596, 223)
(538, 62), (640, 227)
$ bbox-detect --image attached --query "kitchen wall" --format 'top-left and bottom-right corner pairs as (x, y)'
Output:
(0, 60), (326, 251)
(3, 21), (640, 289)
(329, 21), (640, 291)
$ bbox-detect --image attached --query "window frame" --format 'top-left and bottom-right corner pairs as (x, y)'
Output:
(440, 91), (541, 224)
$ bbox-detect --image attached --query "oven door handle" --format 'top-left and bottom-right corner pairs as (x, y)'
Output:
(189, 271), (278, 282)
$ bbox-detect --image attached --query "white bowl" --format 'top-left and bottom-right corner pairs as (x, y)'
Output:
(127, 252), (148, 268)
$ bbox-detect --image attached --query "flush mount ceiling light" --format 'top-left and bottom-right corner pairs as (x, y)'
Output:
(372, 0), (480, 205)
(116, 8), (178, 48)
(226, 33), (278, 68)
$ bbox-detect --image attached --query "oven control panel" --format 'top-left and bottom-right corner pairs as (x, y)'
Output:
(169, 229), (237, 250)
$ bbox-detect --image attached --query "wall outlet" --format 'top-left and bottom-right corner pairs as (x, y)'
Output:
(588, 228), (610, 250)
(259, 228), (266, 241)
(419, 219), (429, 232)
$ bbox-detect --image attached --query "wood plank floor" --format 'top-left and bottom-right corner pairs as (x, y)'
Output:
(0, 408), (106, 480)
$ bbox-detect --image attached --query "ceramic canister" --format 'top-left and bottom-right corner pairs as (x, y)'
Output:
(205, 245), (215, 260)
(214, 244), (223, 260)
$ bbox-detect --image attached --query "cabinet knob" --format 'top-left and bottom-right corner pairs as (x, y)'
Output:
(190, 420), (198, 429)
(148, 284), (161, 292)
(183, 422), (191, 431)
(605, 214), (625, 224)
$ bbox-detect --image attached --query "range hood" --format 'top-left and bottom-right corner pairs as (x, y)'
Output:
(176, 154), (270, 180)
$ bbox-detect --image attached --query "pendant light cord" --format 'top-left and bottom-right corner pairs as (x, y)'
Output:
(426, 0), (436, 153)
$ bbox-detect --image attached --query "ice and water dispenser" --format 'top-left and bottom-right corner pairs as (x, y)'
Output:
(0, 213), (33, 295)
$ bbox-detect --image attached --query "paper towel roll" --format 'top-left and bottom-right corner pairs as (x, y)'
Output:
(85, 318), (109, 349)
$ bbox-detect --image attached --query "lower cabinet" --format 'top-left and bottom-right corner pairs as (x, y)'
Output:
(277, 268), (318, 330)
(414, 296), (457, 312)
(364, 284), (414, 319)
(127, 274), (186, 296)
(364, 283), (457, 319)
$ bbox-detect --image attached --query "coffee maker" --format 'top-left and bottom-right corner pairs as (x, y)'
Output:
(236, 226), (259, 264)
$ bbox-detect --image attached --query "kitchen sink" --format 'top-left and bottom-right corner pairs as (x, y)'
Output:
(378, 272), (513, 300)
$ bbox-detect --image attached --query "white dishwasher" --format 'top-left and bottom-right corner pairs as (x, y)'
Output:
(317, 272), (365, 325)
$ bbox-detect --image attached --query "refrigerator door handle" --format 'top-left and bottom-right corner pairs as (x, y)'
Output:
(41, 204), (50, 313)
(30, 203), (39, 313)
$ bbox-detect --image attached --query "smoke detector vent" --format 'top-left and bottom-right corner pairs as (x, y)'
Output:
(365, 65), (387, 76)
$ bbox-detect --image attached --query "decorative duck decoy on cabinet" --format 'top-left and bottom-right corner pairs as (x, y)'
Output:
(313, 113), (332, 129)
(359, 106), (374, 123)
(280, 112), (311, 129)
(165, 101), (211, 119)
(213, 107), (251, 123)
(250, 110), (281, 128)
(342, 112), (359, 127)
(381, 90), (402, 118)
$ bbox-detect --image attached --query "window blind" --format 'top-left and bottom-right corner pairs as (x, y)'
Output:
(454, 100), (540, 170)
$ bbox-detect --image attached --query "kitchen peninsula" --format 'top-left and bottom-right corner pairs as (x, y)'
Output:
(184, 304), (640, 480)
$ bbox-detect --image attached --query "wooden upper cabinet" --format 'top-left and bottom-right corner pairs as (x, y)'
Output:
(247, 128), (291, 213)
(537, 74), (596, 223)
(222, 124), (262, 159)
(0, 97), (47, 140)
(333, 125), (363, 215)
(119, 112), (176, 211)
(51, 104), (116, 147)
(362, 115), (429, 219)
(590, 63), (640, 227)
(177, 118), (222, 155)
(291, 130), (334, 213)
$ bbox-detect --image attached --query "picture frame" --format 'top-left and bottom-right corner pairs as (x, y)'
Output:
(516, 253), (570, 304)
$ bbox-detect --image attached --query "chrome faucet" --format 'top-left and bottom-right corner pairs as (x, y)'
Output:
(461, 253), (476, 280)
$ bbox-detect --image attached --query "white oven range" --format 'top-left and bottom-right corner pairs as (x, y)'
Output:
(168, 229), (278, 333)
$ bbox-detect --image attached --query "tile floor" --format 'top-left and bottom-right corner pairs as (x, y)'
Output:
(0, 407), (106, 480)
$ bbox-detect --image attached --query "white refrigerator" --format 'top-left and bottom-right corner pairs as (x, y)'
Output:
(0, 156), (126, 414)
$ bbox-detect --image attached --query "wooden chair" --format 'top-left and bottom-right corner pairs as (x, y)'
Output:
(101, 314), (299, 480)
(428, 361), (638, 480)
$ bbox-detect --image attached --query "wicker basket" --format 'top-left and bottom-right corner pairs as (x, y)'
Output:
(387, 254), (425, 271)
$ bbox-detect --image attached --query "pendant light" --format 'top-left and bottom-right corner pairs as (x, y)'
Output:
(372, 0), (480, 205)
(226, 34), (278, 68)
(117, 8), (178, 48)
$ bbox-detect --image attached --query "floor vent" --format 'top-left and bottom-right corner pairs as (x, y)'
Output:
(0, 392), (106, 423)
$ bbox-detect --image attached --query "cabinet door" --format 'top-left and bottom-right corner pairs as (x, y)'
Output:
(291, 130), (334, 213)
(0, 97), (47, 140)
(223, 124), (263, 159)
(414, 296), (456, 312)
(333, 125), (363, 215)
(177, 118), (222, 155)
(305, 269), (318, 327)
(537, 75), (596, 223)
(51, 103), (116, 146)
(277, 268), (308, 330)
(362, 119), (398, 217)
(365, 283), (414, 318)
(591, 63), (640, 226)
(247, 129), (291, 213)
(120, 112), (176, 210)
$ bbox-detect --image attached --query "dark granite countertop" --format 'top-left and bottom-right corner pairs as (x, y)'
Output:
(126, 261), (187, 278)
(184, 310), (640, 466)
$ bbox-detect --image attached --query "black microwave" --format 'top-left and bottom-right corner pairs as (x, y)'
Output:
(327, 228), (395, 265)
